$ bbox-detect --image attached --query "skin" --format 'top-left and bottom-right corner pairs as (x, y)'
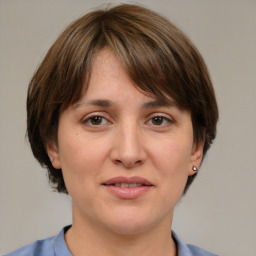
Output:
(47, 48), (203, 256)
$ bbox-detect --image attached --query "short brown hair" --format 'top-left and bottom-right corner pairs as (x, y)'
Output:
(27, 4), (218, 194)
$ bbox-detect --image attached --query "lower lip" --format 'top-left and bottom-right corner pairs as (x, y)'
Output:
(103, 185), (152, 199)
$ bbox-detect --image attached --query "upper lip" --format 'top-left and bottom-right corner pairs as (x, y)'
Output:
(102, 176), (153, 186)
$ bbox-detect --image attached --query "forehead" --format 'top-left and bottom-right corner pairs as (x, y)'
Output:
(77, 48), (176, 107)
(90, 48), (130, 86)
(78, 48), (176, 105)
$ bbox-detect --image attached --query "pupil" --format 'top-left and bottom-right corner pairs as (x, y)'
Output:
(152, 117), (163, 125)
(91, 116), (102, 125)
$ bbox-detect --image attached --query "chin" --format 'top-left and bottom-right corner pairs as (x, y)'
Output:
(100, 210), (162, 236)
(107, 221), (152, 236)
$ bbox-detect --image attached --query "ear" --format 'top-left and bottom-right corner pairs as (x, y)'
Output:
(46, 141), (61, 169)
(188, 141), (204, 176)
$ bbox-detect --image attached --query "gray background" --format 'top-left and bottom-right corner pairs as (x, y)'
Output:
(0, 0), (255, 255)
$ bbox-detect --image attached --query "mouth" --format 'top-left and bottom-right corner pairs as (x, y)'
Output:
(102, 176), (153, 199)
(106, 183), (149, 188)
(102, 176), (153, 187)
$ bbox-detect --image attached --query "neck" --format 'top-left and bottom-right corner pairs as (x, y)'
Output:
(65, 206), (177, 256)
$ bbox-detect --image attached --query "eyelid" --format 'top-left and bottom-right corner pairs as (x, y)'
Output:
(145, 112), (175, 127)
(82, 112), (113, 126)
(146, 112), (174, 121)
(82, 111), (110, 120)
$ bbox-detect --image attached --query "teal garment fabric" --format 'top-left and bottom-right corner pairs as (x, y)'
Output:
(4, 226), (218, 256)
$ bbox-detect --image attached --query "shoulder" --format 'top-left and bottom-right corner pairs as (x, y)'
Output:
(3, 236), (56, 256)
(172, 231), (219, 256)
(3, 226), (71, 256)
(186, 244), (219, 256)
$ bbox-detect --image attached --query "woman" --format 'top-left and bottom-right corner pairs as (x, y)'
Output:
(5, 4), (219, 256)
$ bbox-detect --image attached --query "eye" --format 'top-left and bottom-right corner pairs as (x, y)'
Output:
(151, 116), (166, 125)
(147, 115), (173, 127)
(83, 115), (109, 126)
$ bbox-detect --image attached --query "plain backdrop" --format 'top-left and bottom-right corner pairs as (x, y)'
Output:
(0, 0), (255, 255)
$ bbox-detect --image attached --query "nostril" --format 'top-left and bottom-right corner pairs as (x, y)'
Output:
(113, 158), (142, 168)
(110, 145), (146, 168)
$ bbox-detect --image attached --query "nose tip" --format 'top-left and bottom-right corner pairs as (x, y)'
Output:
(110, 126), (146, 169)
(113, 158), (143, 168)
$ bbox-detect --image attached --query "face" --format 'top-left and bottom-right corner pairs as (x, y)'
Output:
(48, 48), (203, 235)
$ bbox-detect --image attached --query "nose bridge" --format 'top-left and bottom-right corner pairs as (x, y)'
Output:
(121, 121), (140, 152)
(111, 118), (145, 167)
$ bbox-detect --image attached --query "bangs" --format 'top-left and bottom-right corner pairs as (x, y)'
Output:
(57, 5), (206, 113)
(86, 7), (203, 112)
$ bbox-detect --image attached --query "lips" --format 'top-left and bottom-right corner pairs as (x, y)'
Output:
(102, 176), (153, 199)
(103, 176), (152, 186)
(113, 183), (143, 188)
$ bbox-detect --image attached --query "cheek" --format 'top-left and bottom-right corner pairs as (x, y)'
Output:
(58, 133), (109, 189)
(153, 137), (191, 167)
(59, 128), (108, 164)
(150, 137), (192, 185)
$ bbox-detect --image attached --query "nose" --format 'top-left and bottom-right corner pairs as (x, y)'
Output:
(110, 122), (146, 168)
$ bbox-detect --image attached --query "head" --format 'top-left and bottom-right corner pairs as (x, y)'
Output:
(27, 4), (218, 194)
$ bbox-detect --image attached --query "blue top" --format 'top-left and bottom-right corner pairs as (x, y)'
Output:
(4, 226), (218, 256)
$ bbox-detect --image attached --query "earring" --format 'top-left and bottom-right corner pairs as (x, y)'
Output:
(192, 166), (198, 172)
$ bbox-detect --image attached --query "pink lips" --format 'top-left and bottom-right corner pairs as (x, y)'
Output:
(102, 176), (153, 199)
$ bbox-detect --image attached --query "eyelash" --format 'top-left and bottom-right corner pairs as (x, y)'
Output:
(82, 113), (173, 128)
(146, 115), (173, 127)
(82, 115), (110, 127)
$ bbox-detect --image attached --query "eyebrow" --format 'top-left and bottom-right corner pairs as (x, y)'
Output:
(72, 99), (112, 109)
(73, 98), (176, 109)
(142, 99), (176, 109)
